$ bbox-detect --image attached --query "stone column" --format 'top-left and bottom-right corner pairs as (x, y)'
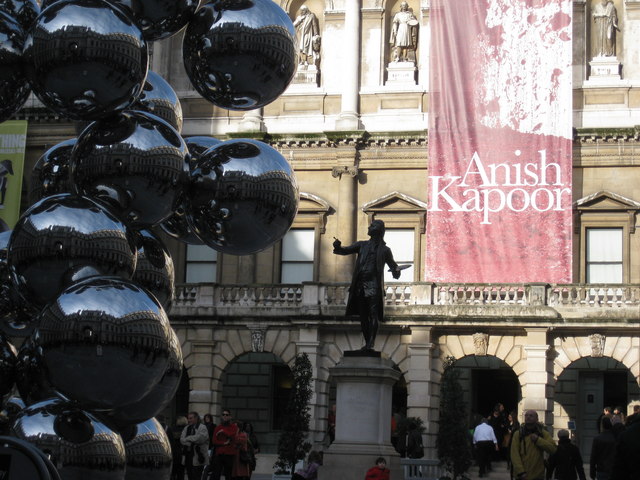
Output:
(522, 328), (553, 424)
(335, 0), (362, 130)
(320, 354), (402, 480)
(332, 159), (358, 283)
(407, 327), (435, 453)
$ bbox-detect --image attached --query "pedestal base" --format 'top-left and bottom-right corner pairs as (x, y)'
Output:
(319, 355), (402, 480)
(586, 56), (622, 85)
(386, 61), (417, 85)
(292, 64), (319, 87)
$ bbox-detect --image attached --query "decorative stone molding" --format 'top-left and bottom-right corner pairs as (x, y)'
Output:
(473, 333), (489, 356)
(331, 165), (359, 178)
(251, 328), (267, 352)
(589, 333), (606, 357)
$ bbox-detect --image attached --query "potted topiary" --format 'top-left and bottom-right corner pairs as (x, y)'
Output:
(273, 352), (313, 479)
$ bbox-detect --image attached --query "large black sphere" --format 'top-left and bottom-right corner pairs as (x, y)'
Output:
(35, 276), (173, 410)
(112, 0), (200, 41)
(15, 335), (56, 406)
(70, 110), (190, 229)
(0, 332), (17, 397)
(12, 397), (127, 479)
(29, 138), (76, 204)
(182, 0), (297, 110)
(124, 418), (172, 480)
(132, 70), (183, 133)
(132, 229), (175, 310)
(0, 11), (30, 123)
(7, 194), (138, 309)
(186, 138), (298, 254)
(23, 0), (148, 121)
(0, 0), (40, 30)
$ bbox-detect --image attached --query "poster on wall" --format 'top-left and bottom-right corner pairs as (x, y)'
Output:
(0, 120), (28, 230)
(427, 0), (573, 283)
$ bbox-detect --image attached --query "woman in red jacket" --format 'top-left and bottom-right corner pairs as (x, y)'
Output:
(365, 457), (390, 480)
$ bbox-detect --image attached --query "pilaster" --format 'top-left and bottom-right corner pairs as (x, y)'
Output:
(522, 328), (553, 424)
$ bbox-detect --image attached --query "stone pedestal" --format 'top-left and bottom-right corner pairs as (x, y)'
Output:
(586, 56), (622, 84)
(386, 61), (417, 85)
(292, 64), (319, 87)
(319, 353), (402, 480)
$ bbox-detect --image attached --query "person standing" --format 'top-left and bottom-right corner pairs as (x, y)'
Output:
(211, 409), (239, 480)
(590, 417), (616, 480)
(510, 410), (556, 480)
(364, 457), (390, 480)
(473, 418), (499, 478)
(180, 412), (210, 480)
(231, 421), (252, 480)
(546, 430), (586, 480)
(610, 413), (640, 479)
(333, 220), (401, 351)
(170, 416), (188, 480)
(204, 413), (216, 456)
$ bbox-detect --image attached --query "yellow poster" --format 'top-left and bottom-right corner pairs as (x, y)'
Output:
(0, 120), (28, 230)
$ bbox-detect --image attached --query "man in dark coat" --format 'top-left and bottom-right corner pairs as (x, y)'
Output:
(590, 417), (616, 480)
(546, 429), (586, 480)
(333, 220), (401, 351)
(610, 414), (640, 480)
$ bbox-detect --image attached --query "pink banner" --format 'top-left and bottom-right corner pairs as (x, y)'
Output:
(427, 0), (573, 283)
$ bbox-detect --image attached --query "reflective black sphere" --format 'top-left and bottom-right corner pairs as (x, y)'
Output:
(0, 11), (30, 123)
(23, 0), (148, 120)
(0, 332), (17, 397)
(182, 0), (297, 110)
(132, 70), (183, 133)
(29, 138), (76, 204)
(186, 138), (298, 254)
(8, 194), (138, 309)
(132, 229), (175, 309)
(12, 397), (127, 478)
(124, 417), (172, 480)
(0, 0), (40, 30)
(16, 335), (56, 406)
(35, 276), (173, 410)
(112, 0), (200, 41)
(70, 110), (190, 228)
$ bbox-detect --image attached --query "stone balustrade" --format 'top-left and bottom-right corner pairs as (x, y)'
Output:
(170, 282), (640, 322)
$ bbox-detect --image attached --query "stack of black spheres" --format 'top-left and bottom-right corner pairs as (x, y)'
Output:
(0, 0), (299, 478)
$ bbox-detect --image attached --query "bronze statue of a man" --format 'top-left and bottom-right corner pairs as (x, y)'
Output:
(333, 220), (401, 351)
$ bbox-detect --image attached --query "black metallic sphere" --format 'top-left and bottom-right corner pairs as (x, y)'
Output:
(182, 0), (297, 110)
(186, 138), (299, 254)
(29, 138), (76, 204)
(0, 332), (17, 397)
(35, 276), (173, 410)
(0, 11), (30, 123)
(23, 0), (148, 120)
(132, 229), (175, 310)
(132, 70), (183, 133)
(7, 194), (138, 309)
(15, 335), (56, 406)
(12, 397), (127, 478)
(70, 110), (190, 229)
(0, 0), (40, 30)
(112, 0), (200, 41)
(124, 418), (172, 480)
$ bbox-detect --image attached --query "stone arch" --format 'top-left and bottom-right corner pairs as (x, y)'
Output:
(552, 333), (640, 381)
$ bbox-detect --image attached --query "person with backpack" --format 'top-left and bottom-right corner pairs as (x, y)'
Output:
(510, 410), (556, 480)
(406, 421), (424, 459)
(546, 430), (586, 480)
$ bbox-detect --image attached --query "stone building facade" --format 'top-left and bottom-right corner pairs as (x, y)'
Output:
(14, 0), (640, 467)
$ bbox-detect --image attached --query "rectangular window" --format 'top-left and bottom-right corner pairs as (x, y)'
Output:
(383, 229), (414, 283)
(281, 229), (314, 283)
(586, 228), (622, 283)
(185, 244), (217, 283)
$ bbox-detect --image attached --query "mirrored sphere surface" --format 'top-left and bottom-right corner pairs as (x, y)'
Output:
(71, 110), (190, 228)
(35, 276), (173, 410)
(186, 138), (299, 254)
(23, 0), (148, 120)
(132, 229), (175, 310)
(0, 11), (30, 123)
(124, 417), (172, 480)
(0, 332), (17, 397)
(182, 0), (297, 110)
(112, 0), (200, 41)
(16, 335), (57, 406)
(7, 194), (138, 309)
(29, 138), (76, 204)
(132, 71), (183, 133)
(12, 398), (127, 479)
(0, 0), (40, 30)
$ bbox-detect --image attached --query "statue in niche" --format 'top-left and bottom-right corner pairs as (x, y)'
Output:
(389, 2), (419, 63)
(593, 0), (619, 57)
(473, 333), (489, 356)
(293, 5), (321, 67)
